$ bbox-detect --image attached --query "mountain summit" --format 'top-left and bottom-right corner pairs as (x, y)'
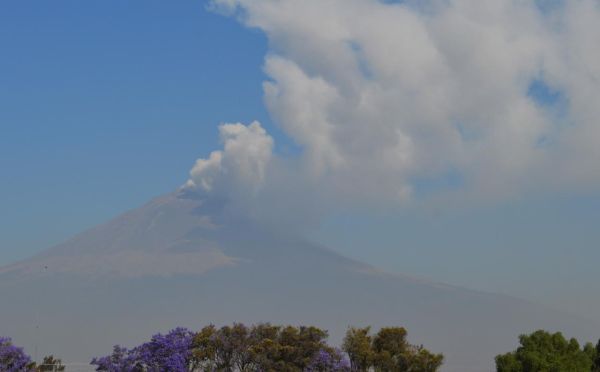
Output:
(1, 191), (598, 371)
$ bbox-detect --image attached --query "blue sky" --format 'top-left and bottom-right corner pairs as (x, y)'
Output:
(1, 0), (600, 321)
(0, 0), (276, 262)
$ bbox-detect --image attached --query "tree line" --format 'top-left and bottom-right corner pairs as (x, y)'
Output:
(2, 326), (600, 371)
(90, 324), (442, 372)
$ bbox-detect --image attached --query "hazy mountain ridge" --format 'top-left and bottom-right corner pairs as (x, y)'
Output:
(1, 191), (598, 372)
(1, 193), (232, 278)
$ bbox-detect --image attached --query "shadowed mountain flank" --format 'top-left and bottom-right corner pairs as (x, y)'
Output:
(1, 191), (598, 372)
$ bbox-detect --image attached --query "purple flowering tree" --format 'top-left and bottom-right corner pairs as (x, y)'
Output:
(305, 348), (351, 372)
(92, 328), (194, 372)
(91, 345), (138, 372)
(0, 337), (35, 372)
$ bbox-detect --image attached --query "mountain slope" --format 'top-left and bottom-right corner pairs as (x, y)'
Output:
(1, 192), (598, 372)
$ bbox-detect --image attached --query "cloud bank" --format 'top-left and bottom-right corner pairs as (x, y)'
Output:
(187, 0), (600, 218)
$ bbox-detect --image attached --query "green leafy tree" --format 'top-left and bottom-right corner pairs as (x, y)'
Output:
(405, 346), (444, 372)
(591, 339), (600, 372)
(342, 327), (373, 371)
(495, 330), (594, 372)
(372, 327), (409, 371)
(342, 327), (442, 372)
(191, 323), (331, 372)
(245, 323), (282, 372)
(191, 324), (218, 371)
(250, 325), (329, 371)
(278, 326), (329, 369)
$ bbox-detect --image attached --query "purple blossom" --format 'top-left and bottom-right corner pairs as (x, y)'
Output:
(91, 345), (139, 372)
(305, 348), (351, 372)
(92, 328), (194, 372)
(0, 337), (34, 372)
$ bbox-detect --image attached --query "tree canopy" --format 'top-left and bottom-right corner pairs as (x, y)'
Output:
(0, 338), (64, 372)
(342, 326), (443, 372)
(0, 337), (35, 372)
(495, 330), (599, 372)
(88, 323), (442, 372)
(17, 324), (600, 371)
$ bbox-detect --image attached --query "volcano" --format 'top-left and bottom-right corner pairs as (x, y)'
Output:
(1, 191), (597, 371)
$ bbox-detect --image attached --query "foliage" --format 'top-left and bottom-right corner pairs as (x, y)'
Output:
(91, 345), (133, 371)
(91, 323), (441, 371)
(495, 330), (596, 372)
(0, 337), (66, 372)
(92, 327), (194, 372)
(342, 327), (443, 372)
(10, 325), (600, 372)
(305, 348), (350, 372)
(95, 323), (349, 372)
(0, 337), (36, 372)
(192, 323), (337, 371)
(192, 323), (254, 371)
(36, 355), (65, 371)
(593, 339), (600, 372)
(342, 327), (373, 372)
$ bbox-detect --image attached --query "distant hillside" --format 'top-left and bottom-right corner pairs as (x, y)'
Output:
(1, 191), (598, 372)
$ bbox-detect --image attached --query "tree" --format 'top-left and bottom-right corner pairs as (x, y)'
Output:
(90, 345), (133, 372)
(92, 328), (194, 372)
(133, 327), (194, 371)
(370, 327), (442, 372)
(495, 330), (594, 372)
(36, 355), (65, 371)
(244, 323), (282, 372)
(229, 323), (253, 371)
(210, 324), (236, 371)
(0, 337), (36, 372)
(243, 324), (330, 371)
(191, 325), (217, 371)
(372, 327), (410, 371)
(190, 323), (331, 371)
(277, 325), (330, 370)
(205, 323), (252, 371)
(305, 348), (350, 372)
(342, 327), (442, 372)
(342, 327), (373, 372)
(404, 346), (444, 372)
(92, 323), (441, 372)
(591, 339), (600, 372)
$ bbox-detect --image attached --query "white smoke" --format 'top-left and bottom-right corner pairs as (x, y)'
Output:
(186, 121), (273, 196)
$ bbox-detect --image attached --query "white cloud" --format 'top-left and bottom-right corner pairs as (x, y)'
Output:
(201, 0), (600, 210)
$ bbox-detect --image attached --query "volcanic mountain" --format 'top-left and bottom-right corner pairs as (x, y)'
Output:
(1, 191), (598, 371)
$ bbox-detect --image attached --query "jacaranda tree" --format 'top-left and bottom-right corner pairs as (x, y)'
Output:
(0, 337), (35, 372)
(92, 328), (194, 372)
(305, 348), (350, 372)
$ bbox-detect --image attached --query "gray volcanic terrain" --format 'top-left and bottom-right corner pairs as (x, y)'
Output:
(1, 191), (598, 371)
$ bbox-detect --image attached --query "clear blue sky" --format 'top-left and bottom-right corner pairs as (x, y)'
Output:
(1, 0), (599, 321)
